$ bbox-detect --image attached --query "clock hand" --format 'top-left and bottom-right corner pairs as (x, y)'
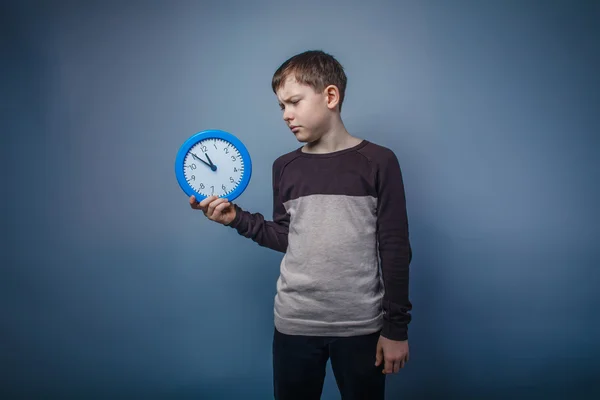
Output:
(204, 153), (217, 171)
(191, 152), (212, 169)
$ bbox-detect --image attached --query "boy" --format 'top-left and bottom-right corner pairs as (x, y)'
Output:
(189, 50), (412, 400)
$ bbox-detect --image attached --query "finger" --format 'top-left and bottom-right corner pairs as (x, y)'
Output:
(201, 197), (220, 215)
(393, 360), (401, 374)
(207, 198), (227, 213)
(207, 198), (228, 218)
(214, 201), (231, 214)
(384, 359), (394, 374)
(374, 343), (383, 367)
(199, 195), (218, 209)
(189, 195), (200, 208)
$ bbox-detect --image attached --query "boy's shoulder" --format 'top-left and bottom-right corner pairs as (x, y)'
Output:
(356, 140), (398, 163)
(272, 146), (303, 173)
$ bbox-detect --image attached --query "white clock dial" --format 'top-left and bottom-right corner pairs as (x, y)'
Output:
(183, 138), (245, 197)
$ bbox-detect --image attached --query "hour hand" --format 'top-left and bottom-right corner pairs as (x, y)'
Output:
(205, 153), (217, 171)
(205, 153), (214, 167)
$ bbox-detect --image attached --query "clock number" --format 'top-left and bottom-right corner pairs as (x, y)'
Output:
(213, 143), (218, 149)
(230, 177), (235, 183)
(231, 155), (236, 161)
(191, 175), (195, 181)
(189, 163), (197, 170)
(199, 183), (205, 189)
(222, 184), (227, 191)
(224, 148), (229, 154)
(234, 167), (238, 172)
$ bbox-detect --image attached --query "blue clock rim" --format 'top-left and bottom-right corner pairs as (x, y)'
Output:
(174, 129), (252, 203)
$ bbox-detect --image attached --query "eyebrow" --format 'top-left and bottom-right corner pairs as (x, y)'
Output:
(278, 95), (301, 109)
(279, 95), (301, 103)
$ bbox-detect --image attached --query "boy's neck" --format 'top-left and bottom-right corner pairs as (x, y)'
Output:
(301, 117), (363, 155)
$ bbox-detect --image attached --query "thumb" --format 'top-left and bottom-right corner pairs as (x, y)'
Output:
(375, 341), (383, 366)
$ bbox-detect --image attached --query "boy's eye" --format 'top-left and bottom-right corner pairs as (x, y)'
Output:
(279, 99), (300, 110)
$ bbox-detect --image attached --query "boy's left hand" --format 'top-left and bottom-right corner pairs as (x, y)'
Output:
(375, 336), (409, 374)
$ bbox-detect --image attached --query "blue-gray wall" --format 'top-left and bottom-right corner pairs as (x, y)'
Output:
(3, 0), (599, 398)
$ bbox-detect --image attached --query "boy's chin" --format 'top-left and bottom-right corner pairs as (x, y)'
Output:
(294, 131), (317, 144)
(294, 133), (311, 143)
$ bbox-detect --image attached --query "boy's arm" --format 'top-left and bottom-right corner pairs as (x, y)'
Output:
(226, 159), (289, 253)
(376, 149), (413, 341)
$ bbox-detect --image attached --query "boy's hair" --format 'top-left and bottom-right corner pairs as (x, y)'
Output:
(272, 50), (348, 112)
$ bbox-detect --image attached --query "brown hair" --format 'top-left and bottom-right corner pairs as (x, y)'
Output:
(272, 50), (348, 112)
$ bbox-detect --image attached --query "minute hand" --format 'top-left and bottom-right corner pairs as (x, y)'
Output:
(191, 152), (212, 169)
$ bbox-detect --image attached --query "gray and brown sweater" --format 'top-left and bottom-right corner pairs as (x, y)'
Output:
(228, 140), (412, 341)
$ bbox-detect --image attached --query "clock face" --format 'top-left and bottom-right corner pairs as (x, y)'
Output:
(182, 137), (246, 198)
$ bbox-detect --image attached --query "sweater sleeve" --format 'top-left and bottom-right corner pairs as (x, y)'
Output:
(226, 158), (289, 253)
(376, 149), (413, 341)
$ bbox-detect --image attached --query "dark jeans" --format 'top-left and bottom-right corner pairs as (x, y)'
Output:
(272, 327), (385, 400)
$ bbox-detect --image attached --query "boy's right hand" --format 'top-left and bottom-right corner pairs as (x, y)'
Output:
(189, 195), (236, 226)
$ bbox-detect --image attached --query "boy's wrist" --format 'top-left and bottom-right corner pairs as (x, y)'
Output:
(225, 204), (241, 228)
(381, 321), (408, 341)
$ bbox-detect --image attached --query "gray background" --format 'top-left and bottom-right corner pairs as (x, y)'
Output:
(2, 0), (599, 398)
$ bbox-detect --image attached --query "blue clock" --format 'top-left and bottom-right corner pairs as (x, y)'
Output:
(175, 129), (252, 202)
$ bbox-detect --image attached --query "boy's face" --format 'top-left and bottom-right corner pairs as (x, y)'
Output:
(276, 77), (334, 143)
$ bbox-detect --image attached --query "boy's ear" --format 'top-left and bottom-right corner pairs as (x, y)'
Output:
(324, 85), (341, 110)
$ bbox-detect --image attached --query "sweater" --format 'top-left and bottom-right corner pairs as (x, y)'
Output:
(228, 139), (412, 341)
